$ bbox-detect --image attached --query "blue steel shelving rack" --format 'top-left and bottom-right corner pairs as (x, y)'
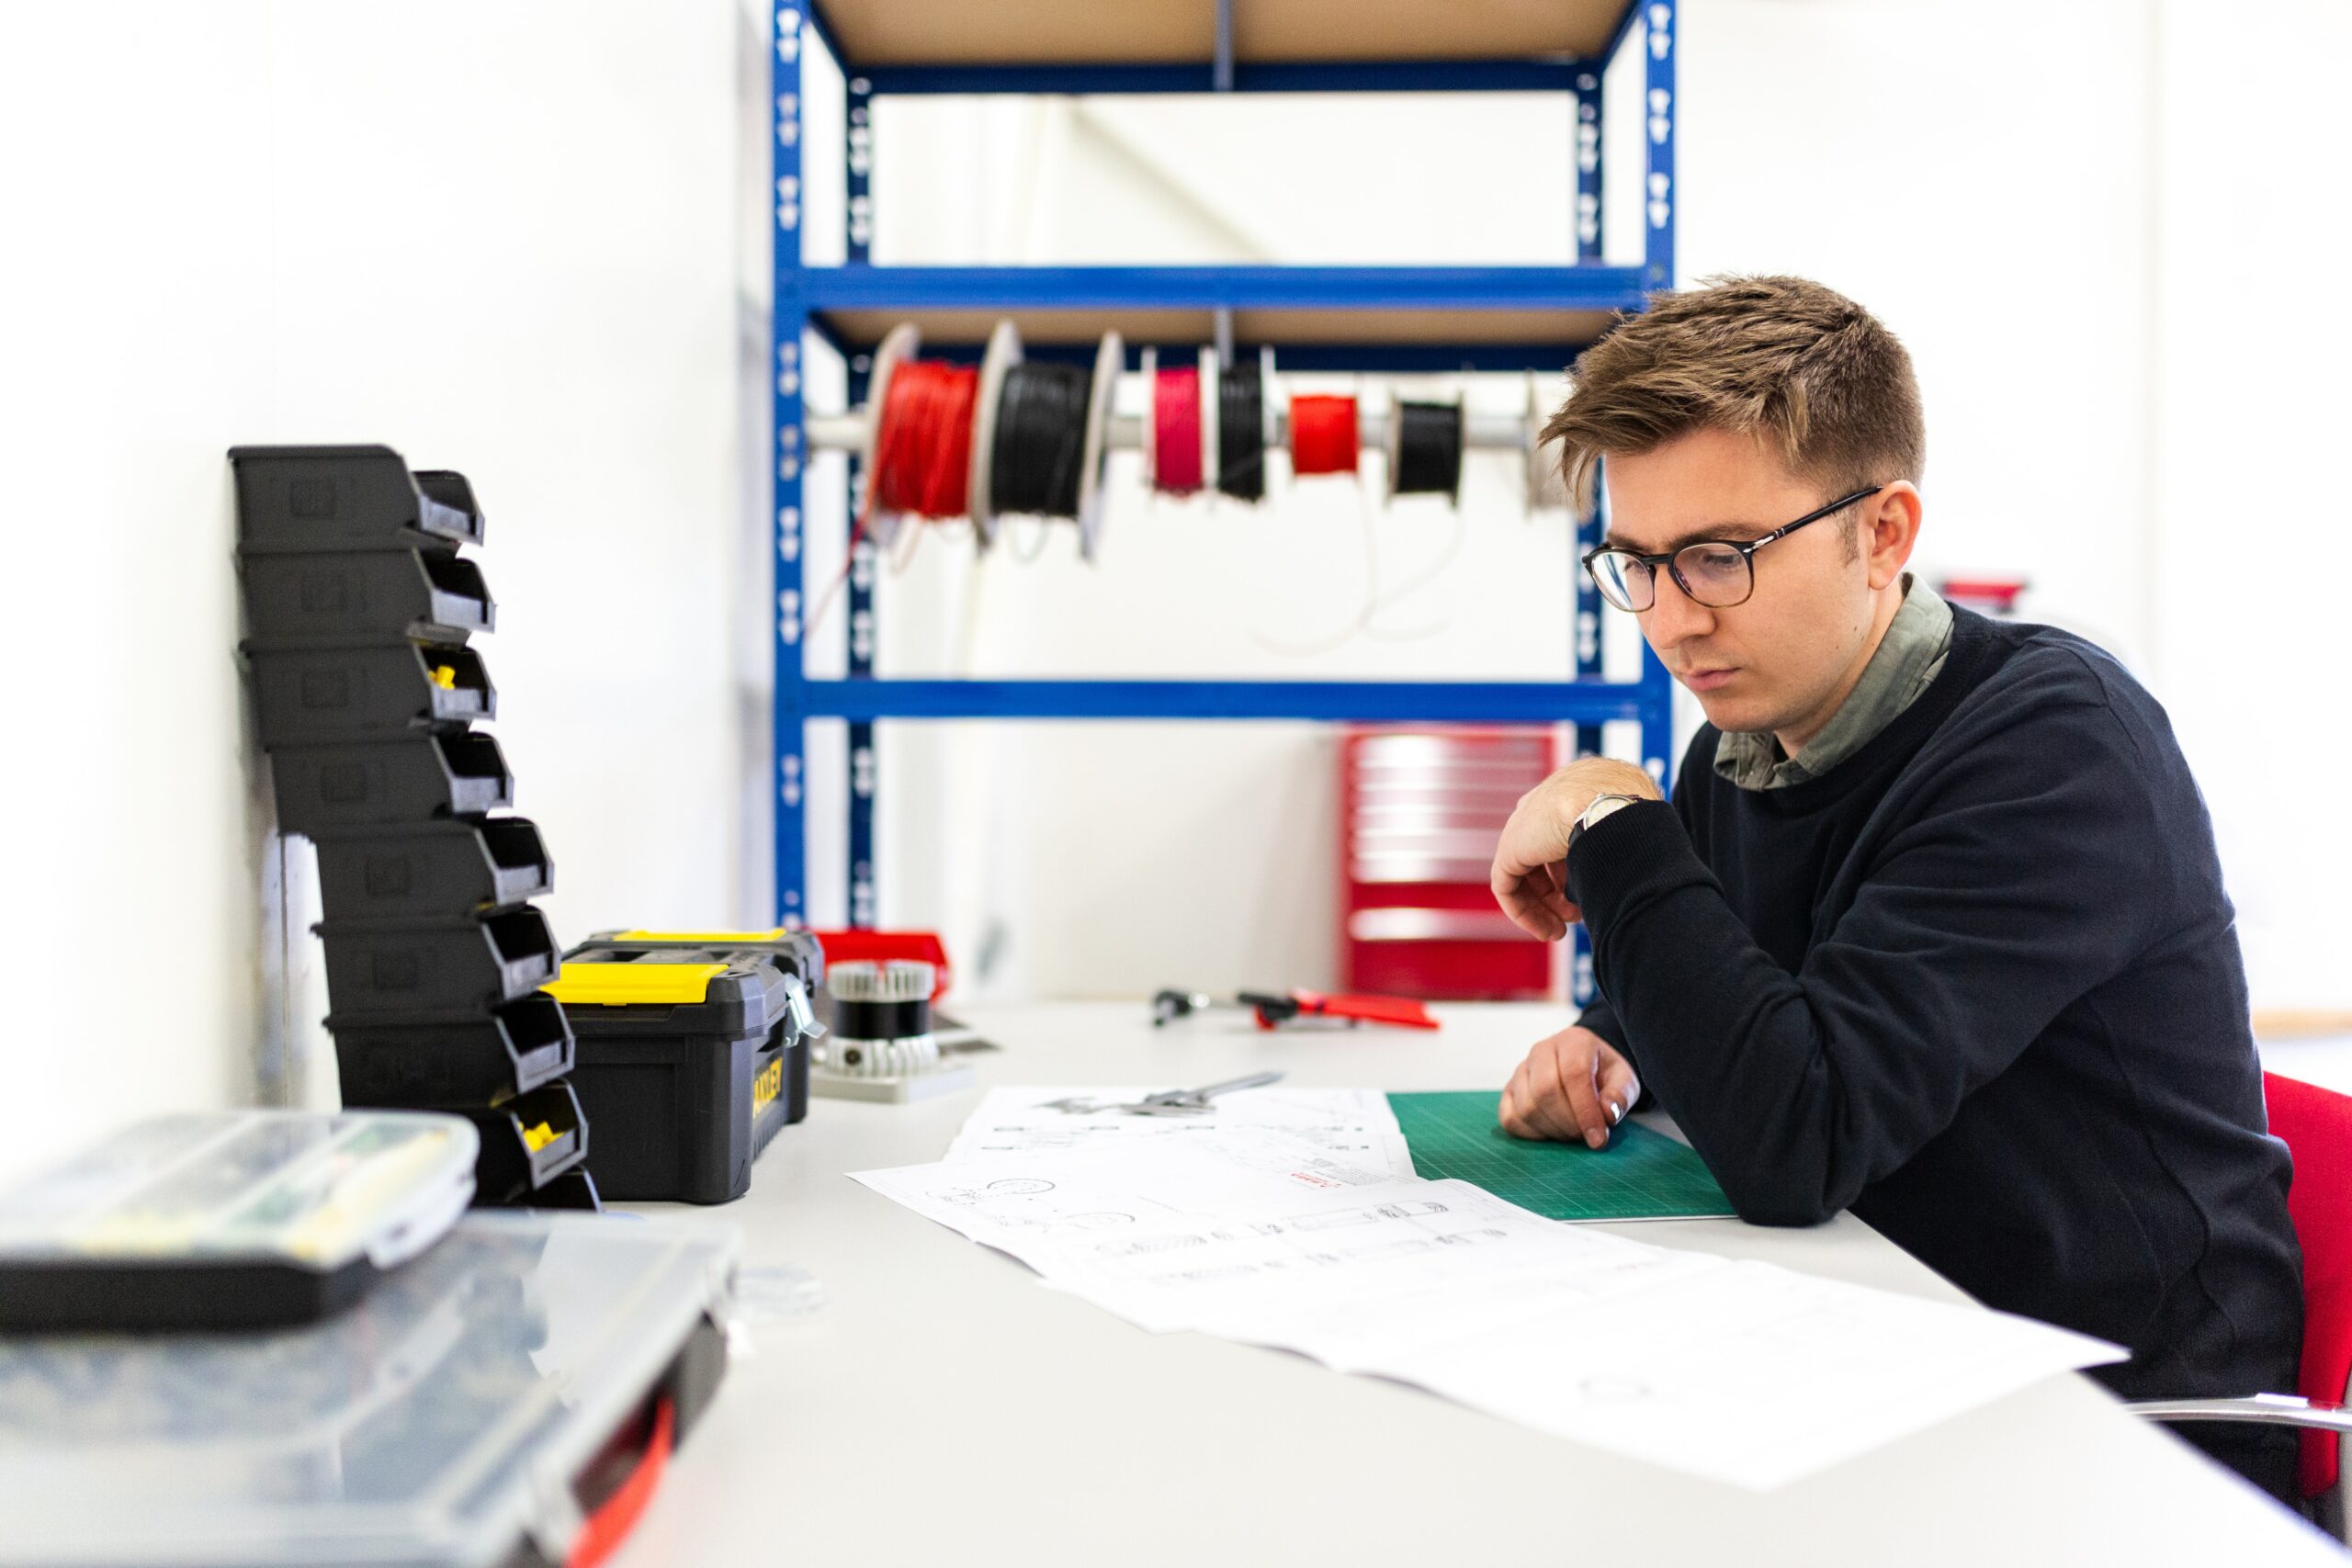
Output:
(770, 1), (1679, 948)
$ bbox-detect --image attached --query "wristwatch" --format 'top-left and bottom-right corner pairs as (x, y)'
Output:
(1566, 793), (1645, 855)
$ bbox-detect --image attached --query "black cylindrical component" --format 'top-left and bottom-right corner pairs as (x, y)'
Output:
(1217, 358), (1265, 502)
(833, 996), (933, 1040)
(1393, 400), (1464, 499)
(989, 361), (1092, 517)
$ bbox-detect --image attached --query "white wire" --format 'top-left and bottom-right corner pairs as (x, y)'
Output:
(1250, 481), (1385, 658)
(1362, 492), (1468, 644)
(1008, 514), (1054, 563)
(1250, 457), (1467, 657)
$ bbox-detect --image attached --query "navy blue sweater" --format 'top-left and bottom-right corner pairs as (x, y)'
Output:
(1569, 608), (2302, 1500)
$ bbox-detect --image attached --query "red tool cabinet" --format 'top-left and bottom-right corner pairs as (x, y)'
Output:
(1340, 727), (1561, 1001)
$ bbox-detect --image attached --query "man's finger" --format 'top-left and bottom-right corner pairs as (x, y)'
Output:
(1498, 1062), (1534, 1137)
(1492, 865), (1568, 942)
(1598, 1053), (1642, 1128)
(1494, 886), (1561, 942)
(1532, 865), (1577, 924)
(1520, 1051), (1588, 1145)
(1503, 1050), (1568, 1142)
(1545, 1035), (1612, 1150)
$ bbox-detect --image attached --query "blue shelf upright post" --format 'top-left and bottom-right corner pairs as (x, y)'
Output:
(844, 64), (878, 929)
(1568, 63), (1608, 1008)
(1570, 62), (1607, 758)
(773, 4), (809, 926)
(1642, 0), (1676, 296)
(1636, 0), (1679, 785)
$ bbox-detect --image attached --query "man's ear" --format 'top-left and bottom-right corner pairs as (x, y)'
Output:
(1863, 483), (1924, 591)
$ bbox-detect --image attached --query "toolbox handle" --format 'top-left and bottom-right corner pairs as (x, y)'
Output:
(565, 1395), (675, 1568)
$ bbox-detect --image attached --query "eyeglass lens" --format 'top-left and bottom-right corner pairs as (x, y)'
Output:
(1589, 542), (1754, 611)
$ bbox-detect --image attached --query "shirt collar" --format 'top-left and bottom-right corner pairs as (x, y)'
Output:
(1714, 575), (1955, 791)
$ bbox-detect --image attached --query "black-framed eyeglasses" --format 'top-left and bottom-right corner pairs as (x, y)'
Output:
(1580, 486), (1883, 613)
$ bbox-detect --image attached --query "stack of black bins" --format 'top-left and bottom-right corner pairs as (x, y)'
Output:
(230, 445), (596, 1211)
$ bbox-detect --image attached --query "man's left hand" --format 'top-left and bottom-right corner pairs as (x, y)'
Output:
(1491, 757), (1662, 941)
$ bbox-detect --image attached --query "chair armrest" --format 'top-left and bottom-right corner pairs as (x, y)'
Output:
(2130, 1393), (2352, 1434)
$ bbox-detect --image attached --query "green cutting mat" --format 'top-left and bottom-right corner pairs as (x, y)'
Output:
(1388, 1091), (1734, 1223)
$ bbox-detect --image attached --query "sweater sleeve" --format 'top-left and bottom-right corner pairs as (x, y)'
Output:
(1563, 687), (2158, 1226)
(1572, 736), (1712, 1101)
(1574, 994), (1626, 1052)
(1570, 994), (1662, 1114)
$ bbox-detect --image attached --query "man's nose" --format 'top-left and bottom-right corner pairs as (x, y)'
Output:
(1639, 565), (1714, 650)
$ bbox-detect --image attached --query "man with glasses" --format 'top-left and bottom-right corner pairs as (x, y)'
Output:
(1488, 276), (2301, 1506)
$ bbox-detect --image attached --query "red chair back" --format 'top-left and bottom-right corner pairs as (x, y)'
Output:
(2265, 1071), (2352, 1496)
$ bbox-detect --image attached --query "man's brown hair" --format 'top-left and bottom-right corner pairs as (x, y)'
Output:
(1544, 276), (1925, 519)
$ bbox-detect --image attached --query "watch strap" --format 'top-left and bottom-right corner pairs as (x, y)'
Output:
(1567, 793), (1645, 856)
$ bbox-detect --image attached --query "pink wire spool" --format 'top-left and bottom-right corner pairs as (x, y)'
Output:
(1152, 364), (1205, 494)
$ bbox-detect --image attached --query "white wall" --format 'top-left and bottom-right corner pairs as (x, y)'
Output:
(0, 2), (748, 1182)
(809, 0), (2351, 1006)
(2148, 0), (2352, 1006)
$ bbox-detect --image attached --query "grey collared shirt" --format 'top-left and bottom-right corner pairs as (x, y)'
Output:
(1714, 575), (1954, 791)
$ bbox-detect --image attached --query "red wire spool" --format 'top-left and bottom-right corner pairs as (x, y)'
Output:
(870, 358), (979, 520)
(1152, 365), (1204, 493)
(1289, 393), (1361, 477)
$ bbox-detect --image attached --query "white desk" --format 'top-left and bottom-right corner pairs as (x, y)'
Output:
(616, 1001), (2341, 1565)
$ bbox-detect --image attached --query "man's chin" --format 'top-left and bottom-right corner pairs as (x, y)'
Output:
(1693, 690), (1771, 734)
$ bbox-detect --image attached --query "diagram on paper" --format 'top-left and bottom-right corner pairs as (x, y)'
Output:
(944, 1087), (1413, 1179)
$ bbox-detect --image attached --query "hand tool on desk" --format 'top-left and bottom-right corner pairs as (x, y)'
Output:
(1039, 1071), (1286, 1117)
(1152, 987), (1440, 1032)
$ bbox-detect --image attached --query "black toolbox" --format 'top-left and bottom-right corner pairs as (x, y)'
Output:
(246, 641), (493, 748)
(578, 929), (825, 1126)
(229, 445), (485, 555)
(267, 730), (514, 836)
(319, 906), (559, 1019)
(545, 945), (820, 1203)
(582, 928), (827, 992)
(458, 1078), (588, 1206)
(313, 816), (552, 919)
(330, 990), (576, 1111)
(239, 549), (494, 644)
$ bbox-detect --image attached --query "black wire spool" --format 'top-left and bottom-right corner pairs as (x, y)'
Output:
(1216, 358), (1266, 502)
(988, 361), (1092, 517)
(1392, 400), (1464, 501)
(833, 997), (932, 1041)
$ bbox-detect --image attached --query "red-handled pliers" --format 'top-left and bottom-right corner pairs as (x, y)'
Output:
(1152, 988), (1440, 1032)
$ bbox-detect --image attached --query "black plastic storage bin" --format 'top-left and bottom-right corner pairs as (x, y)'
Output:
(546, 948), (816, 1203)
(246, 641), (493, 748)
(267, 731), (514, 836)
(239, 549), (494, 644)
(578, 929), (824, 1126)
(319, 906), (559, 1019)
(230, 445), (485, 555)
(462, 1078), (588, 1206)
(526, 1168), (604, 1212)
(330, 991), (575, 1111)
(314, 817), (552, 919)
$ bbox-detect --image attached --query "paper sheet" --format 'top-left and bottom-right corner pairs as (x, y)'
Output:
(1352, 1258), (2126, 1490)
(945, 1085), (1412, 1179)
(855, 1106), (2126, 1489)
(1177, 1240), (1728, 1371)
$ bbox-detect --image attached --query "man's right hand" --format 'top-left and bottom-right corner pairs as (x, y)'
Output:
(1498, 1024), (1642, 1150)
